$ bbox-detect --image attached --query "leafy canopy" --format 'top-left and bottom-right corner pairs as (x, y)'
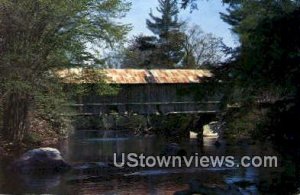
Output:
(0, 0), (131, 137)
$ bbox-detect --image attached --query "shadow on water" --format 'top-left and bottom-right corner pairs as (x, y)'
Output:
(0, 129), (299, 194)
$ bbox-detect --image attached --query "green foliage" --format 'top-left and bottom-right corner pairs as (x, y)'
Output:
(219, 1), (299, 84)
(122, 35), (159, 68)
(119, 115), (148, 130)
(122, 33), (185, 68)
(223, 106), (269, 140)
(224, 3), (300, 143)
(182, 1), (300, 144)
(23, 131), (43, 145)
(191, 1), (299, 110)
(122, 0), (224, 69)
(145, 0), (185, 68)
(0, 0), (131, 141)
(73, 116), (104, 129)
(147, 0), (181, 37)
(61, 68), (120, 97)
(35, 92), (72, 133)
(150, 115), (196, 137)
(0, 0), (131, 90)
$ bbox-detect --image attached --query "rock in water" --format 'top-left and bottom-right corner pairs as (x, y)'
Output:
(161, 143), (187, 156)
(214, 140), (221, 148)
(11, 148), (71, 174)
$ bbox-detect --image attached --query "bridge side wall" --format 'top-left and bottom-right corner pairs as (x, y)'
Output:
(73, 84), (219, 115)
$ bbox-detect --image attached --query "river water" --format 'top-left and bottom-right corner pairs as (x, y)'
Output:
(0, 129), (299, 194)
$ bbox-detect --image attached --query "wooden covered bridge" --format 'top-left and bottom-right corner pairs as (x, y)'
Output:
(59, 69), (220, 116)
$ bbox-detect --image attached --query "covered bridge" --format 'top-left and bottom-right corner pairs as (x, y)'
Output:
(59, 69), (220, 115)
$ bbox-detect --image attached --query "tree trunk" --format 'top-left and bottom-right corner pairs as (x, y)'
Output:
(2, 92), (30, 142)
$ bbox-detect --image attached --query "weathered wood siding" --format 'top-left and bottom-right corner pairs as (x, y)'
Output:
(73, 84), (219, 115)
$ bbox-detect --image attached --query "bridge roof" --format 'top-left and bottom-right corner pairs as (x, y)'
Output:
(58, 69), (213, 84)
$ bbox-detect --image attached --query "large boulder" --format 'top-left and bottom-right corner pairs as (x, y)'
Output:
(11, 148), (71, 174)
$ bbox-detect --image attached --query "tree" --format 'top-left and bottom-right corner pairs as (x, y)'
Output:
(122, 35), (160, 68)
(181, 24), (224, 68)
(146, 0), (185, 68)
(215, 1), (300, 94)
(181, 0), (300, 96)
(147, 0), (181, 38)
(0, 0), (130, 142)
(183, 0), (300, 144)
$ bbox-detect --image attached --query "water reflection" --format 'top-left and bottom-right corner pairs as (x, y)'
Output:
(0, 129), (299, 194)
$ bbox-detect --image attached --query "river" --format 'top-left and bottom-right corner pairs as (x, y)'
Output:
(0, 129), (299, 194)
